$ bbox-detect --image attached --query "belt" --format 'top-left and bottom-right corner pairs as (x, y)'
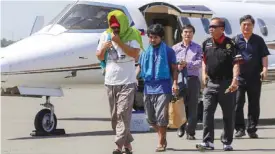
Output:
(187, 75), (198, 78)
(209, 77), (232, 82)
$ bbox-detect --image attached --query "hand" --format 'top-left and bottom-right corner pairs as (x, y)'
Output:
(177, 61), (187, 71)
(172, 82), (179, 95)
(111, 33), (121, 44)
(202, 75), (208, 87)
(103, 41), (112, 50)
(225, 78), (238, 93)
(135, 79), (139, 90)
(136, 79), (139, 86)
(178, 64), (184, 71)
(260, 69), (268, 81)
(181, 60), (187, 67)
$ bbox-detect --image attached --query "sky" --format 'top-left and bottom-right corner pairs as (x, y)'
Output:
(1, 0), (275, 64)
(1, 0), (275, 41)
(1, 0), (74, 40)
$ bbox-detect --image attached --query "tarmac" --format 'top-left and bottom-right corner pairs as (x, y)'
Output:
(1, 83), (275, 154)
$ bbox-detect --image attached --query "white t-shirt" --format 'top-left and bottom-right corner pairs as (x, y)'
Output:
(97, 32), (140, 85)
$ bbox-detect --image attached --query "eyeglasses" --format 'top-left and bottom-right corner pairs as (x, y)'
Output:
(209, 25), (223, 29)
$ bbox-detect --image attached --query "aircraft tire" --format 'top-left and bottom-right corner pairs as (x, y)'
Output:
(34, 109), (57, 133)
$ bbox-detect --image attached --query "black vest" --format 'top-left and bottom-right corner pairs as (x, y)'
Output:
(202, 36), (237, 80)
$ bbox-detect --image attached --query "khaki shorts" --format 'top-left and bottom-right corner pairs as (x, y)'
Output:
(144, 94), (172, 127)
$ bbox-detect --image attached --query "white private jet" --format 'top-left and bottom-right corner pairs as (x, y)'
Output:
(1, 0), (275, 134)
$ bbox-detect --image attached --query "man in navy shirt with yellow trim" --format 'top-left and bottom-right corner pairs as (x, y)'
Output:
(196, 17), (240, 151)
(234, 15), (270, 138)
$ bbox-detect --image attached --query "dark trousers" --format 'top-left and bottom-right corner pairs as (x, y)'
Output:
(203, 79), (236, 145)
(183, 76), (201, 136)
(235, 79), (262, 134)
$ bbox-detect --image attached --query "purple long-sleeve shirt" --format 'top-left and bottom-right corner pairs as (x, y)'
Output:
(172, 41), (203, 77)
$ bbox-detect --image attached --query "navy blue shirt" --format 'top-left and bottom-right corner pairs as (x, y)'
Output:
(202, 36), (237, 80)
(138, 46), (177, 94)
(234, 34), (270, 81)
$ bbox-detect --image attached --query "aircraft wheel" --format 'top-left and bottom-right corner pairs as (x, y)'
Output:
(34, 109), (57, 133)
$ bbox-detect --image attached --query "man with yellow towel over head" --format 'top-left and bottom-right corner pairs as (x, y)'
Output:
(96, 10), (143, 154)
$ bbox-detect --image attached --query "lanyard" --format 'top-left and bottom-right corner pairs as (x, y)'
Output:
(177, 44), (190, 62)
(184, 45), (190, 61)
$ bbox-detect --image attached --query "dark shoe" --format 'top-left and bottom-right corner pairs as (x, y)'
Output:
(123, 148), (133, 154)
(223, 145), (233, 151)
(177, 124), (186, 137)
(248, 132), (258, 138)
(113, 149), (122, 154)
(235, 130), (245, 138)
(186, 134), (196, 140)
(195, 142), (214, 151)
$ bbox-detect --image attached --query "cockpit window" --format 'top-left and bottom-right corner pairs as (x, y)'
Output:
(47, 3), (74, 25)
(57, 4), (124, 30)
(201, 18), (210, 34)
(222, 18), (232, 35)
(180, 17), (191, 26)
(257, 18), (268, 36)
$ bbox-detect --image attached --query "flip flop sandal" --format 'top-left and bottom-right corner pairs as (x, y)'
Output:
(155, 139), (167, 152)
(113, 149), (122, 154)
(155, 146), (166, 152)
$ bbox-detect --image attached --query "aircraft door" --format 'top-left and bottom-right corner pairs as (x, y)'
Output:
(139, 2), (213, 46)
(140, 3), (213, 19)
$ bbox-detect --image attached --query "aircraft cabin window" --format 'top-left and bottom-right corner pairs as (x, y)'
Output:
(222, 18), (232, 35)
(58, 4), (124, 30)
(257, 18), (268, 36)
(201, 18), (210, 34)
(180, 17), (191, 26)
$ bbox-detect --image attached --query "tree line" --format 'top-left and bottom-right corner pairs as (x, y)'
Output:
(1, 38), (16, 48)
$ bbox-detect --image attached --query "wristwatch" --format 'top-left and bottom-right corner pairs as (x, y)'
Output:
(233, 76), (239, 81)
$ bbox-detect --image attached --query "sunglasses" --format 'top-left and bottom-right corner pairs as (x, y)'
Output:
(209, 25), (223, 29)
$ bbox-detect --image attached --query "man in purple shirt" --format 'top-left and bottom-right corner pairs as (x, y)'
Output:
(172, 24), (203, 140)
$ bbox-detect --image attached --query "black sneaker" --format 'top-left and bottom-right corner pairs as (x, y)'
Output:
(123, 148), (133, 154)
(113, 149), (122, 154)
(223, 145), (233, 151)
(235, 130), (245, 138)
(248, 132), (259, 138)
(196, 142), (214, 151)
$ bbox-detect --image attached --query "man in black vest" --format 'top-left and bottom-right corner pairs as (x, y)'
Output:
(196, 17), (241, 151)
(234, 15), (270, 139)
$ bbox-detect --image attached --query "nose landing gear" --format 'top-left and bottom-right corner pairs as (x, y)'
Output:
(30, 96), (65, 136)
